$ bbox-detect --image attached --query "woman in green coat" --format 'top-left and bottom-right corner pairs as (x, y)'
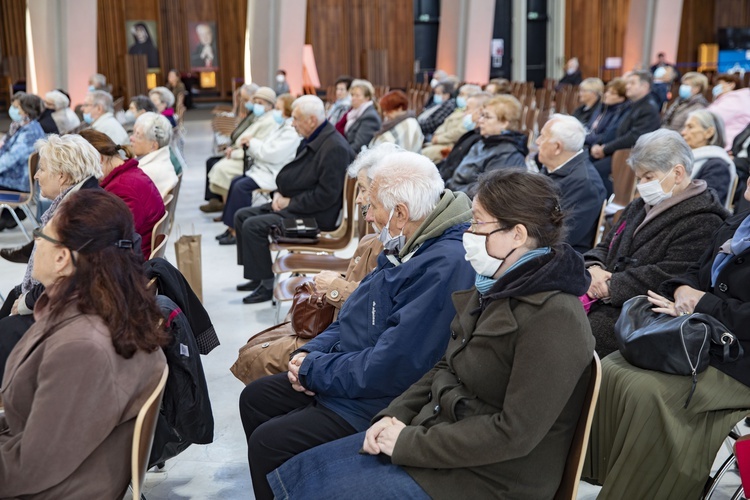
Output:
(266, 169), (596, 499)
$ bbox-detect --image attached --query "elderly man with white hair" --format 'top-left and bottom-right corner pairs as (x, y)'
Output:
(129, 112), (176, 198)
(82, 90), (130, 146)
(239, 150), (475, 500)
(44, 90), (80, 134)
(537, 114), (606, 252)
(234, 95), (355, 303)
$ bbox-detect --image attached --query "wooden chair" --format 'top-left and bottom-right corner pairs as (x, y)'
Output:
(164, 173), (182, 236)
(604, 149), (636, 224)
(553, 352), (602, 500)
(0, 152), (40, 241)
(592, 200), (608, 248)
(130, 365), (169, 500)
(727, 175), (739, 211)
(150, 211), (169, 259)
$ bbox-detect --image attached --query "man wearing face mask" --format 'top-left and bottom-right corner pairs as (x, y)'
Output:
(274, 69), (290, 96)
(417, 81), (457, 138)
(583, 129), (728, 357)
(202, 87), (277, 206)
(81, 90), (130, 146)
(239, 150), (474, 499)
(421, 84), (482, 162)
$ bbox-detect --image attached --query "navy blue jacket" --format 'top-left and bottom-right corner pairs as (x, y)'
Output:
(297, 223), (475, 431)
(585, 101), (630, 147)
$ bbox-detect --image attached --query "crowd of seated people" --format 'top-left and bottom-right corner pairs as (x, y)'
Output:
(3, 58), (750, 498)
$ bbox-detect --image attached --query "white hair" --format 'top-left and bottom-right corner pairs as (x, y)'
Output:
(628, 129), (694, 175)
(370, 151), (444, 220)
(347, 143), (403, 179)
(350, 79), (375, 99)
(241, 83), (259, 95)
(88, 90), (114, 113)
(459, 84), (482, 96)
(546, 114), (586, 151)
(149, 86), (175, 108)
(35, 134), (103, 181)
(45, 90), (70, 110)
(134, 112), (173, 149)
(90, 73), (107, 88)
(292, 95), (325, 124)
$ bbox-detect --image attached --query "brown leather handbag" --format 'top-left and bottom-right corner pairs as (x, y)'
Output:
(290, 281), (335, 339)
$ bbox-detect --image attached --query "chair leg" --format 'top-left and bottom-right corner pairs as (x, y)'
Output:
(730, 485), (744, 500)
(20, 204), (39, 226)
(704, 454), (737, 499)
(6, 208), (31, 241)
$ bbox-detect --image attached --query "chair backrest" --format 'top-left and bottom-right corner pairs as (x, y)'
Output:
(554, 352), (602, 500)
(592, 200), (608, 247)
(131, 365), (169, 499)
(610, 149), (636, 209)
(149, 233), (168, 260)
(727, 174), (739, 211)
(151, 210), (169, 257)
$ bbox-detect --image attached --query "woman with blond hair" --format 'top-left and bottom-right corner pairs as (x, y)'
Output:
(337, 79), (381, 154)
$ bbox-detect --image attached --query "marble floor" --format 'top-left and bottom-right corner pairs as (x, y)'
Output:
(0, 109), (745, 499)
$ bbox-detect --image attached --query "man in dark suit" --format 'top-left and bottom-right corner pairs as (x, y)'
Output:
(538, 114), (606, 253)
(590, 70), (661, 196)
(234, 95), (355, 303)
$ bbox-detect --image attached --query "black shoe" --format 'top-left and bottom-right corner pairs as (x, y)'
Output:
(0, 240), (35, 264)
(242, 285), (273, 304)
(215, 229), (231, 240)
(218, 234), (236, 245)
(236, 280), (260, 291)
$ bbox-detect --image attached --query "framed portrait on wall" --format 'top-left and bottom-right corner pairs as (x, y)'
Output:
(189, 22), (219, 71)
(125, 20), (160, 69)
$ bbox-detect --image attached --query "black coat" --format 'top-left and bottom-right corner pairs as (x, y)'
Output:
(545, 153), (607, 253)
(585, 101), (630, 147)
(345, 105), (381, 154)
(37, 109), (59, 135)
(661, 210), (750, 387)
(584, 185), (728, 356)
(573, 99), (601, 127)
(602, 95), (661, 156)
(732, 123), (750, 208)
(275, 122), (355, 230)
(437, 130), (482, 181)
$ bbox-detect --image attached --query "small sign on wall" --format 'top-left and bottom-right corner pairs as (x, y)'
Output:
(492, 39), (504, 68)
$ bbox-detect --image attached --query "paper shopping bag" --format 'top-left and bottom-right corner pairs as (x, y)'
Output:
(174, 233), (203, 302)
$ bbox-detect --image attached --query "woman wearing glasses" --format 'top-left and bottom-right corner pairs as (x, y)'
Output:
(445, 95), (529, 197)
(266, 169), (595, 498)
(0, 189), (167, 497)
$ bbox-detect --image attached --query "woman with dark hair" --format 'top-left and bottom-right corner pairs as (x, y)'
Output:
(128, 22), (159, 68)
(79, 129), (165, 256)
(0, 189), (168, 498)
(584, 78), (629, 148)
(266, 169), (595, 499)
(369, 90), (423, 153)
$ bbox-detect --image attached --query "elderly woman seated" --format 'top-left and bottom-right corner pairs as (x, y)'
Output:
(0, 134), (104, 380)
(584, 176), (750, 499)
(369, 90), (423, 153)
(337, 79), (381, 154)
(583, 129), (728, 357)
(572, 78), (604, 126)
(584, 78), (629, 148)
(445, 95), (528, 196)
(265, 169), (595, 499)
(662, 71), (709, 132)
(0, 190), (167, 498)
(681, 109), (736, 207)
(43, 90), (80, 134)
(149, 86), (178, 127)
(130, 112), (177, 199)
(421, 84), (482, 162)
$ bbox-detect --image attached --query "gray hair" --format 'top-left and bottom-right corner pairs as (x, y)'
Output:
(45, 90), (70, 110)
(347, 143), (403, 179)
(370, 151), (445, 220)
(241, 83), (259, 96)
(459, 84), (482, 97)
(687, 109), (726, 148)
(90, 73), (107, 88)
(546, 114), (586, 151)
(580, 77), (604, 95)
(350, 79), (375, 99)
(134, 112), (173, 148)
(467, 92), (492, 107)
(88, 90), (114, 113)
(292, 95), (325, 124)
(628, 129), (693, 175)
(35, 134), (103, 181)
(149, 86), (175, 108)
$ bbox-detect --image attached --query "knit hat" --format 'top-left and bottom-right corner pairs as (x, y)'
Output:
(254, 87), (277, 105)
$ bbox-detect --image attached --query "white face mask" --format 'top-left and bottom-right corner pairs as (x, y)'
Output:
(636, 169), (675, 206)
(378, 208), (406, 254)
(276, 74), (285, 83)
(462, 231), (514, 277)
(430, 78), (439, 88)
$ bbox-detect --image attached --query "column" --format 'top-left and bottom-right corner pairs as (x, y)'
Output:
(437, 0), (496, 83)
(623, 0), (684, 72)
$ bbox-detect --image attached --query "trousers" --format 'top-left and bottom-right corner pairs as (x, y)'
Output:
(222, 176), (260, 228)
(204, 156), (222, 201)
(234, 205), (283, 281)
(239, 372), (356, 500)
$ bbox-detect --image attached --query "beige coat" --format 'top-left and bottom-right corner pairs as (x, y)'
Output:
(0, 298), (166, 499)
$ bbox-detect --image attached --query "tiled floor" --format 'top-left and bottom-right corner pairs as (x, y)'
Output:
(0, 109), (745, 499)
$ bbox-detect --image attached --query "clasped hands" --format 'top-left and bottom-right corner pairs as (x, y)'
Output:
(586, 265), (612, 300)
(361, 416), (406, 457)
(647, 286), (705, 317)
(271, 192), (290, 211)
(287, 353), (315, 396)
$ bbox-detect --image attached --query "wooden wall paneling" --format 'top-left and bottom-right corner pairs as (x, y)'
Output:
(1, 0), (27, 81)
(714, 0), (750, 29)
(565, 0), (629, 80)
(677, 0), (715, 72)
(158, 0), (190, 79)
(98, 0), (128, 98)
(126, 54), (149, 98)
(214, 0), (247, 99)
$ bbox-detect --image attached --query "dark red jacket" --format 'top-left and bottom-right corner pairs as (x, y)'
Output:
(100, 158), (165, 256)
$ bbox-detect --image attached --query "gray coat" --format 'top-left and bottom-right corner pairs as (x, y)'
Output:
(345, 105), (381, 154)
(584, 181), (728, 356)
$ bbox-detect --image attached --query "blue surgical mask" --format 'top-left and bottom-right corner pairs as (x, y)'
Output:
(83, 112), (94, 124)
(712, 84), (724, 98)
(88, 85), (96, 92)
(653, 67), (666, 79)
(456, 96), (467, 109)
(272, 109), (284, 125)
(8, 106), (22, 122)
(462, 114), (475, 131)
(252, 103), (266, 117)
(433, 94), (444, 105)
(244, 101), (253, 111)
(678, 84), (692, 100)
(378, 208), (406, 254)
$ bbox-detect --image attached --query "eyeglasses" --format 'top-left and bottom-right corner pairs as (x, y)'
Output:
(467, 219), (511, 236)
(33, 227), (63, 246)
(478, 113), (497, 122)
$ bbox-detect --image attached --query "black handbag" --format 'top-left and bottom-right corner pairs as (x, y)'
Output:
(270, 218), (320, 244)
(615, 295), (743, 408)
